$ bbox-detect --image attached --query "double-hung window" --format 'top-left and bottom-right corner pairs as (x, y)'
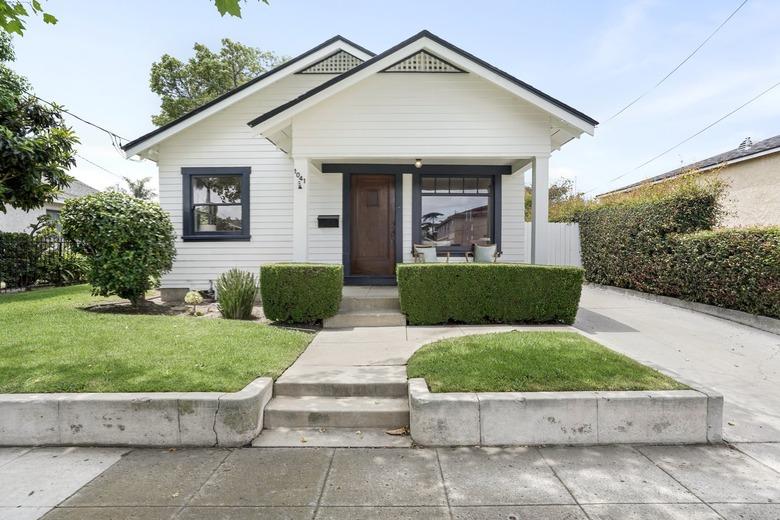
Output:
(182, 167), (250, 241)
(416, 174), (498, 254)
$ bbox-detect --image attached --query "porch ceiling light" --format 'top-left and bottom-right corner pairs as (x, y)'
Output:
(414, 158), (423, 169)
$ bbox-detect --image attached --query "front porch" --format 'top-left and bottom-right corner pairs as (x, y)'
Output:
(292, 158), (554, 285)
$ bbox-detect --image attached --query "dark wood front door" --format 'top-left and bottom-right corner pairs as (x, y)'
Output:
(350, 174), (396, 276)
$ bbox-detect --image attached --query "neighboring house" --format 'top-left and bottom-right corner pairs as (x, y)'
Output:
(0, 179), (98, 233)
(597, 135), (780, 227)
(122, 30), (597, 300)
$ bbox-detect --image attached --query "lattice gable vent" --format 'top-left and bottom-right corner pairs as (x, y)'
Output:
(298, 50), (364, 74)
(382, 50), (465, 73)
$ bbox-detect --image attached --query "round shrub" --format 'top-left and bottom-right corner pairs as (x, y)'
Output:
(60, 191), (175, 305)
(260, 263), (342, 323)
(216, 268), (257, 319)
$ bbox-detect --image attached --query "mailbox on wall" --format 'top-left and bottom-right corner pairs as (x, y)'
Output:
(317, 215), (339, 228)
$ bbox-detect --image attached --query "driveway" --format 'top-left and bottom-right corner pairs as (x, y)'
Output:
(576, 285), (780, 442)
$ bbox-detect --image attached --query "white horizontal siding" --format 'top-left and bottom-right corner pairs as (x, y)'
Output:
(307, 168), (342, 263)
(501, 171), (525, 263)
(155, 74), (334, 289)
(292, 74), (552, 158)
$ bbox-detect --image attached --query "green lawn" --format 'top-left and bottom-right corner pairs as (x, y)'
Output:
(407, 331), (686, 393)
(0, 285), (313, 393)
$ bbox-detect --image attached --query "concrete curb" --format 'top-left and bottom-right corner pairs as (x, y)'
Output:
(0, 377), (273, 447)
(586, 283), (780, 336)
(408, 378), (723, 447)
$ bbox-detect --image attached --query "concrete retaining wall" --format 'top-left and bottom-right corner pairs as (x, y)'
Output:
(408, 379), (722, 447)
(0, 378), (273, 447)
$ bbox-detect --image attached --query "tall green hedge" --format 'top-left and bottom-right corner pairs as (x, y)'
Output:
(260, 263), (342, 323)
(397, 263), (583, 325)
(671, 228), (780, 318)
(577, 182), (780, 318)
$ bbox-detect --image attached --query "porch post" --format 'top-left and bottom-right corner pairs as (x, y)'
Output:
(530, 155), (549, 264)
(292, 157), (309, 261)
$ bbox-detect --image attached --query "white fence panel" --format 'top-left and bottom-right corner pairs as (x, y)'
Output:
(524, 223), (581, 267)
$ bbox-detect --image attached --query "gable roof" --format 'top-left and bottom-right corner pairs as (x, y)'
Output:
(247, 30), (598, 131)
(598, 134), (780, 197)
(122, 35), (374, 158)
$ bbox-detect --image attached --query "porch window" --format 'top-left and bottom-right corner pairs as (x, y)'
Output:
(418, 175), (494, 252)
(181, 167), (250, 241)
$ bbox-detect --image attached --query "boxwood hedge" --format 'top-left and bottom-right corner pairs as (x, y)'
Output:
(397, 263), (583, 325)
(260, 263), (342, 323)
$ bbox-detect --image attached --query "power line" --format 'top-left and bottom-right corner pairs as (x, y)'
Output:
(75, 153), (124, 180)
(586, 78), (780, 196)
(604, 0), (749, 123)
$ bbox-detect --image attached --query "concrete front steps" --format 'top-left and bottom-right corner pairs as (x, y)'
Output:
(323, 288), (406, 328)
(255, 365), (410, 447)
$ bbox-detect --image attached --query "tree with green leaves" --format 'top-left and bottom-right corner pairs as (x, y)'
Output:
(149, 38), (284, 126)
(62, 191), (175, 306)
(0, 0), (56, 36)
(0, 0), (268, 37)
(116, 176), (157, 201)
(524, 178), (587, 222)
(0, 33), (77, 213)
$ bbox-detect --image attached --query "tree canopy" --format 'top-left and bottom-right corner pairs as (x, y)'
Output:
(0, 0), (267, 37)
(0, 33), (77, 213)
(149, 38), (285, 126)
(115, 176), (157, 201)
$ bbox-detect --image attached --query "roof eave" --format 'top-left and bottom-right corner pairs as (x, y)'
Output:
(122, 35), (374, 159)
(248, 30), (598, 134)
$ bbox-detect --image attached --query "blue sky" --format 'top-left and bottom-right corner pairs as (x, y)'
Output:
(12, 0), (780, 195)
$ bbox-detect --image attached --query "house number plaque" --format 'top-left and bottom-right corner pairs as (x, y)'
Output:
(294, 169), (306, 189)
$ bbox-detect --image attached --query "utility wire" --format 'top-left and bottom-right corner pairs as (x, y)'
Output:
(75, 153), (124, 180)
(586, 79), (780, 196)
(603, 0), (749, 123)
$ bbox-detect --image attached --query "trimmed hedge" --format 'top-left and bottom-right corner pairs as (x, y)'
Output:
(260, 263), (343, 323)
(670, 228), (780, 318)
(397, 263), (584, 325)
(577, 182), (720, 294)
(577, 181), (780, 319)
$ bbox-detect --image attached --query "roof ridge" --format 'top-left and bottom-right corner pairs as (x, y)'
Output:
(247, 30), (598, 128)
(122, 35), (373, 153)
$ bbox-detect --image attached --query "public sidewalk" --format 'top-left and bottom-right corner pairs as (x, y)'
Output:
(1, 443), (778, 519)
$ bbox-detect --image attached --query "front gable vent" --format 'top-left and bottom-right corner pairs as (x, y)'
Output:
(382, 50), (465, 73)
(298, 50), (364, 74)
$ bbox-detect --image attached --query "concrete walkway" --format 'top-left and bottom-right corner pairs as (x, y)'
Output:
(576, 285), (780, 443)
(1, 443), (777, 519)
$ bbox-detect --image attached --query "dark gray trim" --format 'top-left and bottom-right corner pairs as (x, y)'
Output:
(123, 35), (375, 152)
(181, 167), (251, 242)
(380, 49), (466, 73)
(323, 163), (511, 175)
(341, 171), (403, 283)
(295, 50), (365, 74)
(412, 170), (501, 256)
(248, 30), (598, 128)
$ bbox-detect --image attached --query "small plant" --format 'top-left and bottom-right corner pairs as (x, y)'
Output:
(184, 290), (203, 315)
(216, 268), (257, 319)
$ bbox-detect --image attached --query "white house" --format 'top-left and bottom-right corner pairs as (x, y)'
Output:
(0, 179), (98, 233)
(122, 31), (597, 300)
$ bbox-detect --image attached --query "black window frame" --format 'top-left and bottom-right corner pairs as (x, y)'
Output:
(181, 167), (251, 242)
(412, 171), (502, 256)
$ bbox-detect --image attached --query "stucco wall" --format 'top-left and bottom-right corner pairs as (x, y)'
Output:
(0, 202), (62, 233)
(706, 153), (780, 227)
